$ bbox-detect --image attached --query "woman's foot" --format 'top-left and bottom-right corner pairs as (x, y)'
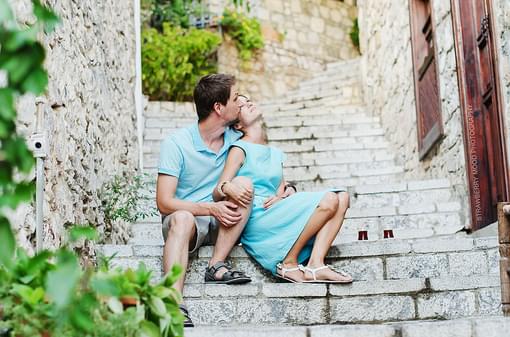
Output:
(276, 262), (305, 283)
(302, 264), (353, 283)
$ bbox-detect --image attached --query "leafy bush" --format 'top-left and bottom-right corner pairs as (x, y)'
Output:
(0, 223), (185, 337)
(142, 23), (221, 101)
(350, 18), (360, 52)
(100, 173), (158, 226)
(148, 0), (198, 31)
(220, 9), (264, 62)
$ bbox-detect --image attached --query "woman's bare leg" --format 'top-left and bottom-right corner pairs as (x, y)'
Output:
(279, 192), (339, 281)
(304, 192), (352, 282)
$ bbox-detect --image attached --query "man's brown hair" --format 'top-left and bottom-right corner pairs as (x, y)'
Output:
(193, 74), (236, 122)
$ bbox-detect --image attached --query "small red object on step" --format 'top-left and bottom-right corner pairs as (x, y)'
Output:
(358, 230), (368, 240)
(383, 229), (394, 239)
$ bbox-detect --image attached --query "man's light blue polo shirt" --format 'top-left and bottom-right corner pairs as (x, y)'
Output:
(158, 123), (242, 203)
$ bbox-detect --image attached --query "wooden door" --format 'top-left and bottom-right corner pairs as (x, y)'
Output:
(451, 0), (510, 230)
(409, 0), (444, 159)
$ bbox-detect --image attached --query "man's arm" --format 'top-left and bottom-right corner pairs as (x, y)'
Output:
(156, 174), (242, 226)
(156, 174), (211, 216)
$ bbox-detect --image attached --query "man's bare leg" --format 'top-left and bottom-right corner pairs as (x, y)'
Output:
(209, 176), (253, 279)
(163, 210), (197, 293)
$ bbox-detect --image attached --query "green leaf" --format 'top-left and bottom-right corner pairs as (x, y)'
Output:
(21, 66), (48, 95)
(162, 264), (183, 288)
(0, 88), (15, 120)
(149, 296), (167, 317)
(107, 297), (124, 314)
(45, 250), (81, 309)
(32, 0), (60, 33)
(137, 320), (161, 337)
(12, 284), (45, 305)
(0, 44), (45, 85)
(0, 0), (14, 22)
(2, 26), (39, 51)
(69, 225), (98, 242)
(0, 219), (16, 270)
(90, 274), (121, 297)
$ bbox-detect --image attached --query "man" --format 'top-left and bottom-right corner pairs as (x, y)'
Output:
(156, 74), (253, 327)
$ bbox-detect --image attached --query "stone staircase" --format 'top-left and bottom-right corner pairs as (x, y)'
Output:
(99, 58), (507, 334)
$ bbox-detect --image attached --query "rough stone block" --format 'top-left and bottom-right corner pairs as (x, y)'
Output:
(330, 279), (426, 297)
(330, 295), (415, 322)
(486, 249), (501, 274)
(327, 239), (412, 258)
(398, 204), (436, 215)
(262, 283), (327, 297)
(236, 298), (328, 324)
(401, 320), (472, 337)
(411, 237), (473, 253)
(346, 207), (397, 218)
(417, 291), (476, 319)
(448, 251), (489, 276)
(477, 287), (502, 315)
(430, 275), (500, 291)
(203, 284), (260, 297)
(354, 183), (406, 194)
(185, 326), (308, 337)
(407, 179), (450, 191)
(98, 244), (133, 257)
(187, 299), (236, 325)
(310, 325), (396, 337)
(386, 254), (449, 279)
(329, 257), (384, 281)
(473, 317), (510, 337)
(133, 245), (162, 257)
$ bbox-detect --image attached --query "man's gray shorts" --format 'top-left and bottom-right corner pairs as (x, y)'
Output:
(161, 214), (219, 254)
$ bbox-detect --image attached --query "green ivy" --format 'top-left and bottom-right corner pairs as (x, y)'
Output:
(142, 23), (221, 101)
(220, 8), (264, 62)
(350, 17), (360, 52)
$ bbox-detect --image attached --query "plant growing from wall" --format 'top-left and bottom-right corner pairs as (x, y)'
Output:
(100, 173), (158, 230)
(220, 8), (264, 62)
(350, 17), (360, 52)
(142, 23), (221, 101)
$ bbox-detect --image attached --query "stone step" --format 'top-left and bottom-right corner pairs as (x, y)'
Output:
(298, 71), (360, 89)
(283, 163), (403, 182)
(184, 317), (510, 337)
(100, 235), (501, 325)
(260, 103), (365, 115)
(143, 135), (390, 157)
(261, 95), (363, 113)
(266, 125), (385, 140)
(101, 233), (499, 282)
(281, 83), (362, 103)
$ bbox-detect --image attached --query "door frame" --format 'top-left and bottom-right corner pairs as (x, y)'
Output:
(451, 0), (510, 230)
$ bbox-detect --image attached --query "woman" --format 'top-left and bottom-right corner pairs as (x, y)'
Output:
(212, 95), (352, 283)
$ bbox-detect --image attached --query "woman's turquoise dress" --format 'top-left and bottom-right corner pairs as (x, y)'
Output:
(232, 140), (345, 275)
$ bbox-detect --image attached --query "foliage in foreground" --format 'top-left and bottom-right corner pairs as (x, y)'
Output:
(0, 223), (185, 337)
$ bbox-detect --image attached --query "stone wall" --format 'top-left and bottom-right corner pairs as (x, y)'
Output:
(358, 0), (469, 222)
(11, 1), (139, 252)
(494, 0), (510, 162)
(211, 0), (359, 100)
